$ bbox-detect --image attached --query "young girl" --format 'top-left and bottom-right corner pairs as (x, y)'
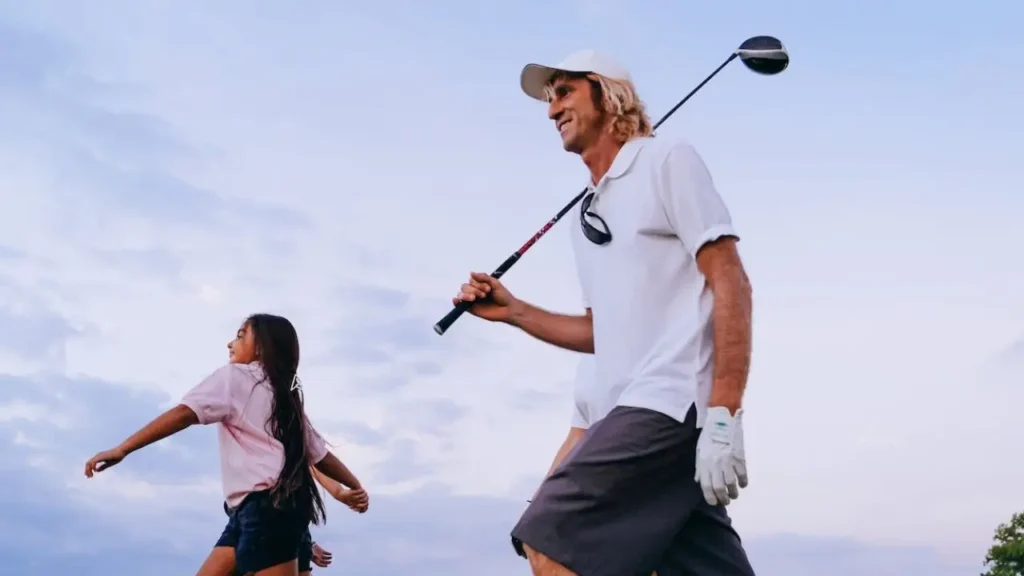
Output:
(84, 313), (367, 576)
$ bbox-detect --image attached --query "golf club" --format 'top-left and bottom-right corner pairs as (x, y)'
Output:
(433, 35), (788, 336)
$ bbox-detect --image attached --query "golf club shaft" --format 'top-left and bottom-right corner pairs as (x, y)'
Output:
(433, 52), (740, 336)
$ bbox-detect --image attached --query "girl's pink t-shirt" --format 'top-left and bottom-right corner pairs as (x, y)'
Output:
(180, 362), (328, 508)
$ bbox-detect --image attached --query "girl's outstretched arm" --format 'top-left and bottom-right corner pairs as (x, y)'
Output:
(314, 452), (363, 490)
(85, 405), (199, 477)
(85, 365), (236, 478)
(306, 422), (369, 511)
(311, 465), (343, 496)
(118, 404), (200, 455)
(312, 465), (369, 513)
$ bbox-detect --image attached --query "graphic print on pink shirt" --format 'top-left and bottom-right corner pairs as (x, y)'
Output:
(180, 362), (328, 508)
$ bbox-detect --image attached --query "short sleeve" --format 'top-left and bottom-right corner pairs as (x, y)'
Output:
(658, 141), (738, 257)
(180, 365), (236, 425)
(305, 419), (328, 464)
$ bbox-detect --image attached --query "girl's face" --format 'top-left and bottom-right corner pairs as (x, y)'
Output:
(228, 322), (258, 364)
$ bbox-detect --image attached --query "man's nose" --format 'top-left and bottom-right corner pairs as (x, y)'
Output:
(548, 100), (563, 121)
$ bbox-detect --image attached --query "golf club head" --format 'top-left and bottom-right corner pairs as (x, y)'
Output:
(735, 36), (789, 75)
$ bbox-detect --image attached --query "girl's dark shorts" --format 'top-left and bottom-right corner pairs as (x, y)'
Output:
(298, 527), (313, 572)
(216, 490), (307, 574)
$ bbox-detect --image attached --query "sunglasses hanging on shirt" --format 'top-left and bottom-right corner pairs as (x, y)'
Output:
(580, 192), (612, 245)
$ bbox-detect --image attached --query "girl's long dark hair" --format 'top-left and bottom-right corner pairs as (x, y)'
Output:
(246, 313), (326, 526)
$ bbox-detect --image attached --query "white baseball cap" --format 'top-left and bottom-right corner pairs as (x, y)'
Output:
(520, 49), (633, 102)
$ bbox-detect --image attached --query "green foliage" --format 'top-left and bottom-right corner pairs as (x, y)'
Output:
(983, 511), (1024, 576)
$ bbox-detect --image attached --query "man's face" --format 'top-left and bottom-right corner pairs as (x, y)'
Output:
(547, 75), (605, 154)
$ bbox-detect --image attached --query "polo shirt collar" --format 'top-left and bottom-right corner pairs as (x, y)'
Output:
(591, 136), (650, 188)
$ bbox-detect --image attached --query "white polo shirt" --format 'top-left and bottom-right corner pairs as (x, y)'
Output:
(570, 136), (737, 428)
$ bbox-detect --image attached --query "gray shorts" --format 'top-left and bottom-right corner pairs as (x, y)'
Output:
(510, 405), (755, 576)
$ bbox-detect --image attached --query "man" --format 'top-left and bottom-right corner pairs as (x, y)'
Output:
(453, 49), (755, 576)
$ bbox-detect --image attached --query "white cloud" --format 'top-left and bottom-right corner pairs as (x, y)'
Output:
(0, 399), (73, 428)
(197, 284), (224, 306)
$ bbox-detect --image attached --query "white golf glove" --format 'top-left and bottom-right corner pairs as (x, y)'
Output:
(695, 407), (748, 506)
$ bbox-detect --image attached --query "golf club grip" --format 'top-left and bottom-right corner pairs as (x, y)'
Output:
(433, 253), (522, 336)
(433, 299), (474, 335)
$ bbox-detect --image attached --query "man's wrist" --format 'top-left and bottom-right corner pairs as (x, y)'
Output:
(708, 392), (743, 416)
(505, 299), (528, 327)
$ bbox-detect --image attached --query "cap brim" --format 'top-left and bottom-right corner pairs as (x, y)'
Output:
(520, 63), (561, 102)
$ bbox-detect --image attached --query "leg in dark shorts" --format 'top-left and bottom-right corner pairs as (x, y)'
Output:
(510, 405), (755, 576)
(298, 527), (314, 573)
(216, 490), (307, 575)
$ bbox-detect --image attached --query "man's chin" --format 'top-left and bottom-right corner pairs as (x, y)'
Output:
(561, 137), (583, 154)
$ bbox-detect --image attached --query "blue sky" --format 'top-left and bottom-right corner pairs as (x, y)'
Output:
(0, 1), (1021, 574)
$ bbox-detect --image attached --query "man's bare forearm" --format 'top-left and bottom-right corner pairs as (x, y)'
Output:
(708, 269), (753, 414)
(507, 301), (593, 353)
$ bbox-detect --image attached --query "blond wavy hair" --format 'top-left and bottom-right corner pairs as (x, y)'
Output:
(544, 71), (654, 142)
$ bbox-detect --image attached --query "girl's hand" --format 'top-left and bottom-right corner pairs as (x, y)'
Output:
(84, 447), (127, 477)
(334, 487), (369, 513)
(311, 543), (333, 568)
